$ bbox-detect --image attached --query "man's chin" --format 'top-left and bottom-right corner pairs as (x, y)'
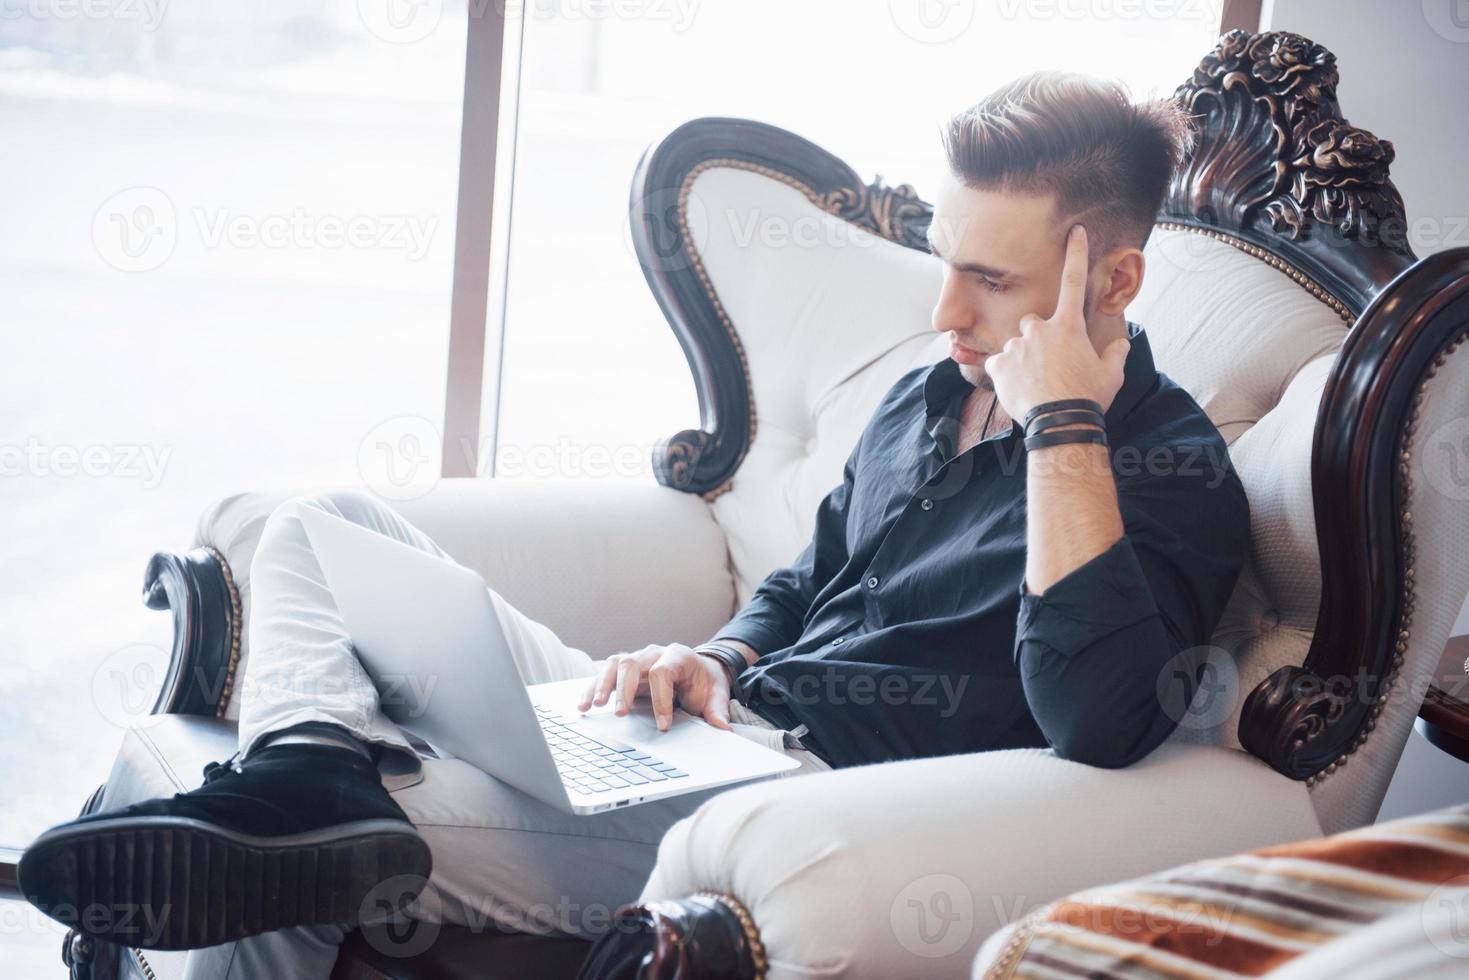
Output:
(957, 362), (993, 389)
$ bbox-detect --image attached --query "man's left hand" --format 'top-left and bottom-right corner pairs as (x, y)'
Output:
(983, 224), (1130, 422)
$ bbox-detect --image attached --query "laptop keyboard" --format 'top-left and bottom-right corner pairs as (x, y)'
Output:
(535, 705), (689, 796)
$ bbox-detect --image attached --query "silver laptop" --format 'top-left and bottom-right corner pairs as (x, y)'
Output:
(299, 505), (800, 814)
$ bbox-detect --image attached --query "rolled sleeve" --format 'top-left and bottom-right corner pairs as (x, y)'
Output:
(1015, 536), (1159, 661)
(1015, 459), (1250, 769)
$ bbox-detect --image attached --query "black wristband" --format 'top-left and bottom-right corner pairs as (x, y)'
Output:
(1024, 426), (1108, 452)
(1026, 408), (1105, 436)
(1023, 398), (1104, 430)
(695, 641), (748, 686)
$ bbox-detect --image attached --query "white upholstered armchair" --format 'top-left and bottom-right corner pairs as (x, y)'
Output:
(72, 29), (1469, 980)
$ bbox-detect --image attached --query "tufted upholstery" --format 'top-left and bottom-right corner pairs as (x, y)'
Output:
(690, 166), (946, 607)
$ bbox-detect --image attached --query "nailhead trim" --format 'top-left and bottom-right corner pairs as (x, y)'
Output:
(206, 544), (243, 718)
(1304, 325), (1469, 787)
(131, 948), (158, 980)
(1155, 222), (1355, 324)
(695, 889), (768, 978)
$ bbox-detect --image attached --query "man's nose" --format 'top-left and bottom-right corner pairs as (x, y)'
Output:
(931, 276), (974, 335)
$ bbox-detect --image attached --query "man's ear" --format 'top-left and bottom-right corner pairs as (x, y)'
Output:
(1092, 248), (1145, 316)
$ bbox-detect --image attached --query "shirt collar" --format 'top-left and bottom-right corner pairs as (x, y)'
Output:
(923, 321), (1157, 442)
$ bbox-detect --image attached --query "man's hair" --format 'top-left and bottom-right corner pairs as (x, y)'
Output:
(940, 71), (1193, 254)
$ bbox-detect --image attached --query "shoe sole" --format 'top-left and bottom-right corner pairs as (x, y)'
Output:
(18, 815), (432, 950)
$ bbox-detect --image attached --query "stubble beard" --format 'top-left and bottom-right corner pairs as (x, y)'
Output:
(958, 362), (994, 390)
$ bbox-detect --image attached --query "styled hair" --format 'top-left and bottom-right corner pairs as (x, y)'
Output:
(940, 71), (1193, 253)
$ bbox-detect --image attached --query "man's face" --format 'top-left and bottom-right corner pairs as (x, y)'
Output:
(927, 175), (1088, 388)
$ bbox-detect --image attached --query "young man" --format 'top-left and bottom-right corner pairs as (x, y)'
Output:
(20, 70), (1247, 975)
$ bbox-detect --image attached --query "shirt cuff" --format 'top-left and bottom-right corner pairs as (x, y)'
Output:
(1015, 537), (1159, 660)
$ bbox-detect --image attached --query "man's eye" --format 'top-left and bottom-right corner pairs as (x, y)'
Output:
(977, 274), (1006, 294)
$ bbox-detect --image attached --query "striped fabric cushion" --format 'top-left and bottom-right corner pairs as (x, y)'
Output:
(981, 804), (1469, 978)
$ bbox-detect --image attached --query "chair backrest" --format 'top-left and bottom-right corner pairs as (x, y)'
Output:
(629, 31), (1469, 833)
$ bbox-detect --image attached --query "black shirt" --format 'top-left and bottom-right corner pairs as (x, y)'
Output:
(723, 322), (1249, 770)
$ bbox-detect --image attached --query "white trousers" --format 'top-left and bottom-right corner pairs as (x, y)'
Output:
(164, 489), (830, 980)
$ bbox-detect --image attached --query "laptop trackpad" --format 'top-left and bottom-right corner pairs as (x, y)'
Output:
(574, 699), (710, 747)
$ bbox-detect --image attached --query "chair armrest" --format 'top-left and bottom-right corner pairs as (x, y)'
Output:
(147, 479), (736, 718)
(582, 744), (1323, 980)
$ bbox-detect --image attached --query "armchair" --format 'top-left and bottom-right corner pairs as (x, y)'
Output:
(63, 28), (1469, 980)
(580, 28), (1469, 979)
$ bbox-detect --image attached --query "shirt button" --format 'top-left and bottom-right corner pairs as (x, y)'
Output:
(920, 498), (934, 511)
(866, 575), (879, 590)
(832, 636), (845, 646)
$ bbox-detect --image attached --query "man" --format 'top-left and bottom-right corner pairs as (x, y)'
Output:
(20, 70), (1247, 976)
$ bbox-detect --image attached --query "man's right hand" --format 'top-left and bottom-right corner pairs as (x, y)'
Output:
(575, 643), (733, 732)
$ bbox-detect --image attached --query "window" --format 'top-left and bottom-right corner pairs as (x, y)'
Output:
(491, 0), (1225, 481)
(1, 0), (1223, 851)
(0, 2), (466, 848)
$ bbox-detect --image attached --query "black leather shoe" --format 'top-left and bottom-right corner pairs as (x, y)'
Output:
(18, 743), (432, 951)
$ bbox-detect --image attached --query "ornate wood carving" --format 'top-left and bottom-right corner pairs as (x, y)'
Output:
(1164, 30), (1412, 314)
(142, 547), (239, 717)
(817, 176), (931, 252)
